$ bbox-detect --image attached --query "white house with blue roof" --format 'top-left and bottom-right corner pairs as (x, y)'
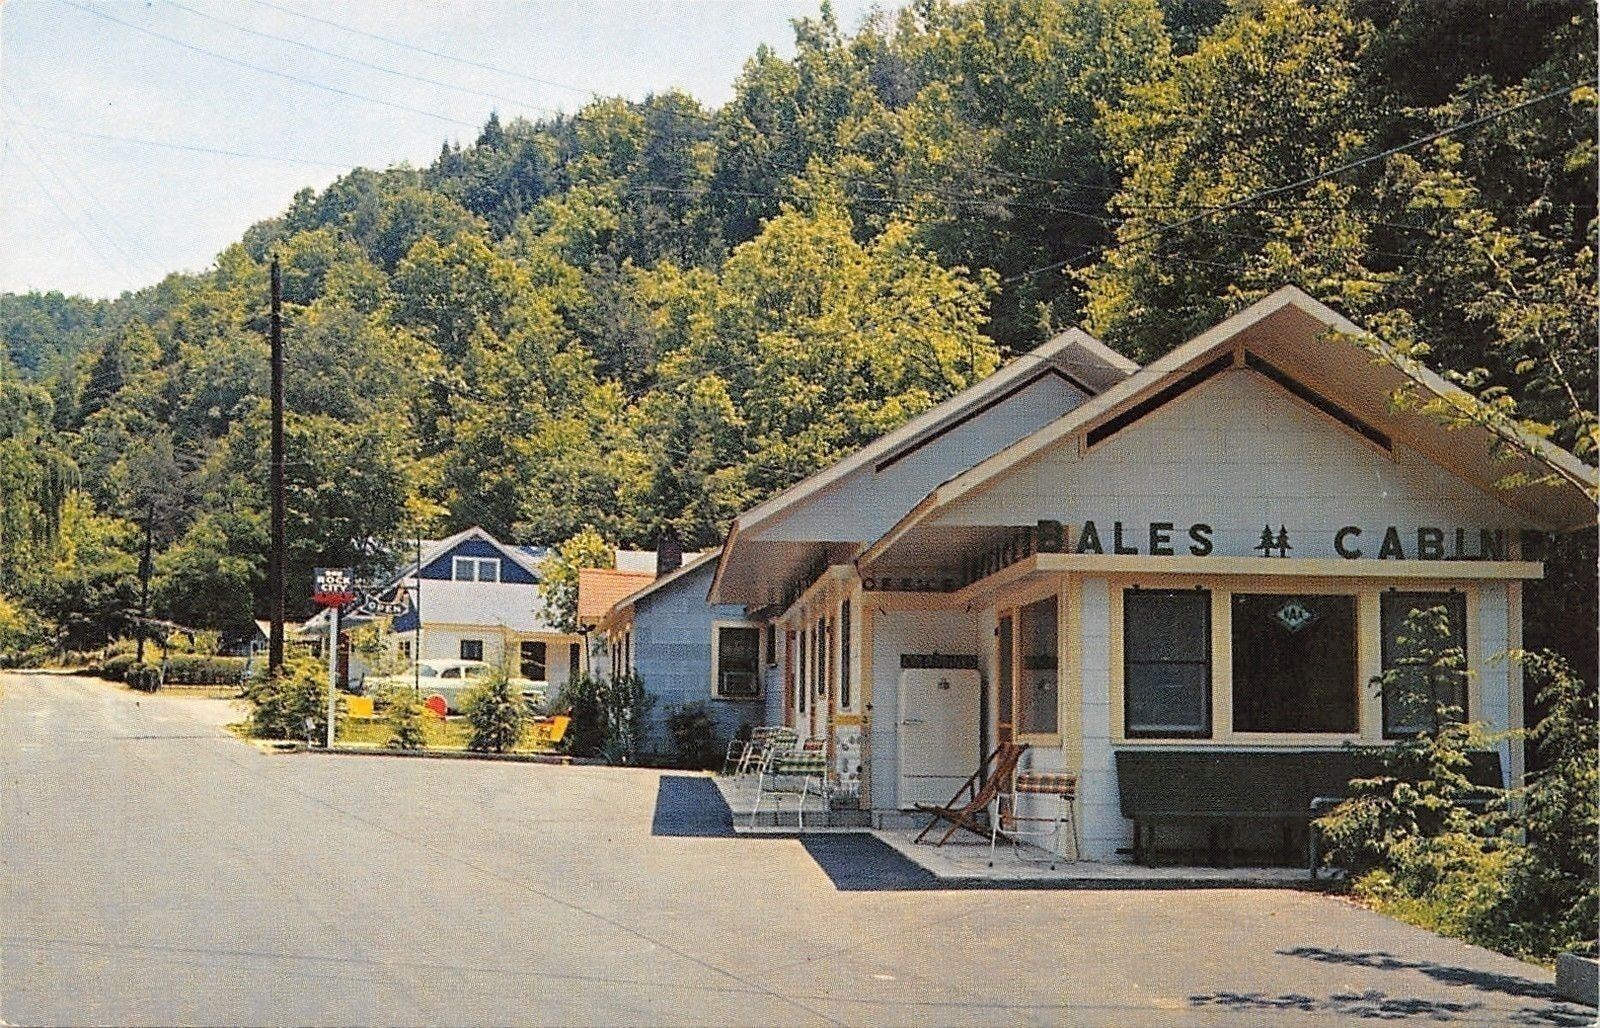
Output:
(323, 526), (587, 693)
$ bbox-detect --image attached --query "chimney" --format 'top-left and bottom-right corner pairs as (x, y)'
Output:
(656, 528), (683, 575)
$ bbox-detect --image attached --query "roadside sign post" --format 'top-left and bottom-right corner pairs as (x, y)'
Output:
(312, 568), (355, 751)
(326, 603), (339, 749)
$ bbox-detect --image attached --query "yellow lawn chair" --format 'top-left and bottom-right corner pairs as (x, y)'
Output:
(529, 713), (571, 749)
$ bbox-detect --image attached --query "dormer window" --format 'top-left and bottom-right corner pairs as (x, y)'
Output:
(453, 556), (501, 582)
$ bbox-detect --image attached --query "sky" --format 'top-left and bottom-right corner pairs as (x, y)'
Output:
(0, 0), (883, 299)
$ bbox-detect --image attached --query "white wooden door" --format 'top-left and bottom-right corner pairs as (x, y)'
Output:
(898, 668), (982, 808)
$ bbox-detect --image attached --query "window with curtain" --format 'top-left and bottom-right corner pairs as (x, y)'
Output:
(714, 625), (761, 698)
(1123, 590), (1210, 738)
(798, 625), (807, 713)
(815, 617), (826, 698)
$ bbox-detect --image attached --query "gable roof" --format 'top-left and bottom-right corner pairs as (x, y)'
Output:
(384, 526), (544, 587)
(577, 568), (656, 622)
(708, 326), (1138, 602)
(612, 551), (719, 613)
(862, 286), (1596, 566)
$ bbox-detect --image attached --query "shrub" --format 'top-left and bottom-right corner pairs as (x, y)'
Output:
(666, 702), (722, 769)
(379, 685), (427, 750)
(100, 654), (136, 681)
(1319, 610), (1600, 963)
(1318, 606), (1493, 875)
(464, 668), (524, 754)
(1494, 650), (1598, 960)
(126, 662), (163, 692)
(558, 670), (655, 764)
(248, 656), (330, 742)
(162, 655), (248, 686)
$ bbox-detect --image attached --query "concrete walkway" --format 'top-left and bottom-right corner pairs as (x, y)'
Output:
(3, 672), (1591, 1027)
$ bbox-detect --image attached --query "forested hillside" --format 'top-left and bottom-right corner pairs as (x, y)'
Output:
(1, 0), (1594, 658)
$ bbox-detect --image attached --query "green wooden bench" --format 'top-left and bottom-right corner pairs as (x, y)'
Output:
(1114, 749), (1505, 871)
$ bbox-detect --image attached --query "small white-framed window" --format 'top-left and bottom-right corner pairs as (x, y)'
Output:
(459, 638), (484, 662)
(712, 622), (762, 699)
(452, 556), (501, 582)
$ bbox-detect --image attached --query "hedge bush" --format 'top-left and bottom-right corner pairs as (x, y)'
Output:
(162, 655), (248, 686)
(100, 654), (136, 681)
(126, 662), (163, 692)
(558, 670), (655, 764)
(666, 702), (722, 769)
(247, 656), (328, 741)
(464, 669), (524, 754)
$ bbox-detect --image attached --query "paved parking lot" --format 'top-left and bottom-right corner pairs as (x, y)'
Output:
(2, 672), (1589, 1026)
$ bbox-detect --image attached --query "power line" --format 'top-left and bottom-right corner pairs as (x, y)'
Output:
(7, 125), (141, 279)
(59, 0), (481, 130)
(7, 143), (127, 280)
(3, 94), (167, 279)
(242, 0), (599, 100)
(161, 0), (567, 122)
(241, 0), (1130, 205)
(4, 119), (360, 169)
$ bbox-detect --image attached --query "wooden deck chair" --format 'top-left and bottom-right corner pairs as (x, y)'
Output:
(913, 743), (1029, 847)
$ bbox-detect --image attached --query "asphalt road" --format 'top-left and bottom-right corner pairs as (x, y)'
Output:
(1, 672), (1589, 1027)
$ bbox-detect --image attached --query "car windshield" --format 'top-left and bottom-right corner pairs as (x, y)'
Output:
(416, 666), (438, 678)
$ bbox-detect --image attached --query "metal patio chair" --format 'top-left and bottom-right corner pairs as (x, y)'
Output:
(736, 726), (798, 776)
(750, 747), (828, 829)
(991, 770), (1080, 869)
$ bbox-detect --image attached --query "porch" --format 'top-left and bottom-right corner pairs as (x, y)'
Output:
(872, 829), (1320, 888)
(714, 773), (870, 832)
(711, 772), (1320, 887)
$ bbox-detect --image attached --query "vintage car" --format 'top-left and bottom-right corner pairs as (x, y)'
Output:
(365, 659), (546, 714)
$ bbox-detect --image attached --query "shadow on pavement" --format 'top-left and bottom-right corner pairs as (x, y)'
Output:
(799, 834), (941, 892)
(650, 775), (736, 838)
(1189, 990), (1484, 1020)
(1279, 947), (1563, 1001)
(1267, 946), (1594, 1026)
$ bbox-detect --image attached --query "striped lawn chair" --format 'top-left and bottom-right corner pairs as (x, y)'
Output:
(750, 748), (829, 829)
(992, 769), (1080, 868)
(737, 727), (798, 776)
(724, 726), (774, 776)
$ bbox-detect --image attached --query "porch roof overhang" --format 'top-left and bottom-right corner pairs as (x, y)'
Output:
(868, 552), (1545, 613)
(860, 287), (1597, 574)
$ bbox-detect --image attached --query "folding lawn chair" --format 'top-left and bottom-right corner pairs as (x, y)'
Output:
(737, 726), (797, 776)
(750, 747), (829, 829)
(991, 769), (1080, 869)
(913, 743), (1029, 847)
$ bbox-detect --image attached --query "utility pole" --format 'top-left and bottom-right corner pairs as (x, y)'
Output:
(413, 530), (422, 697)
(135, 502), (153, 664)
(268, 255), (286, 676)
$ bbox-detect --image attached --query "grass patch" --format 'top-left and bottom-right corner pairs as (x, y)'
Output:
(338, 715), (556, 753)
